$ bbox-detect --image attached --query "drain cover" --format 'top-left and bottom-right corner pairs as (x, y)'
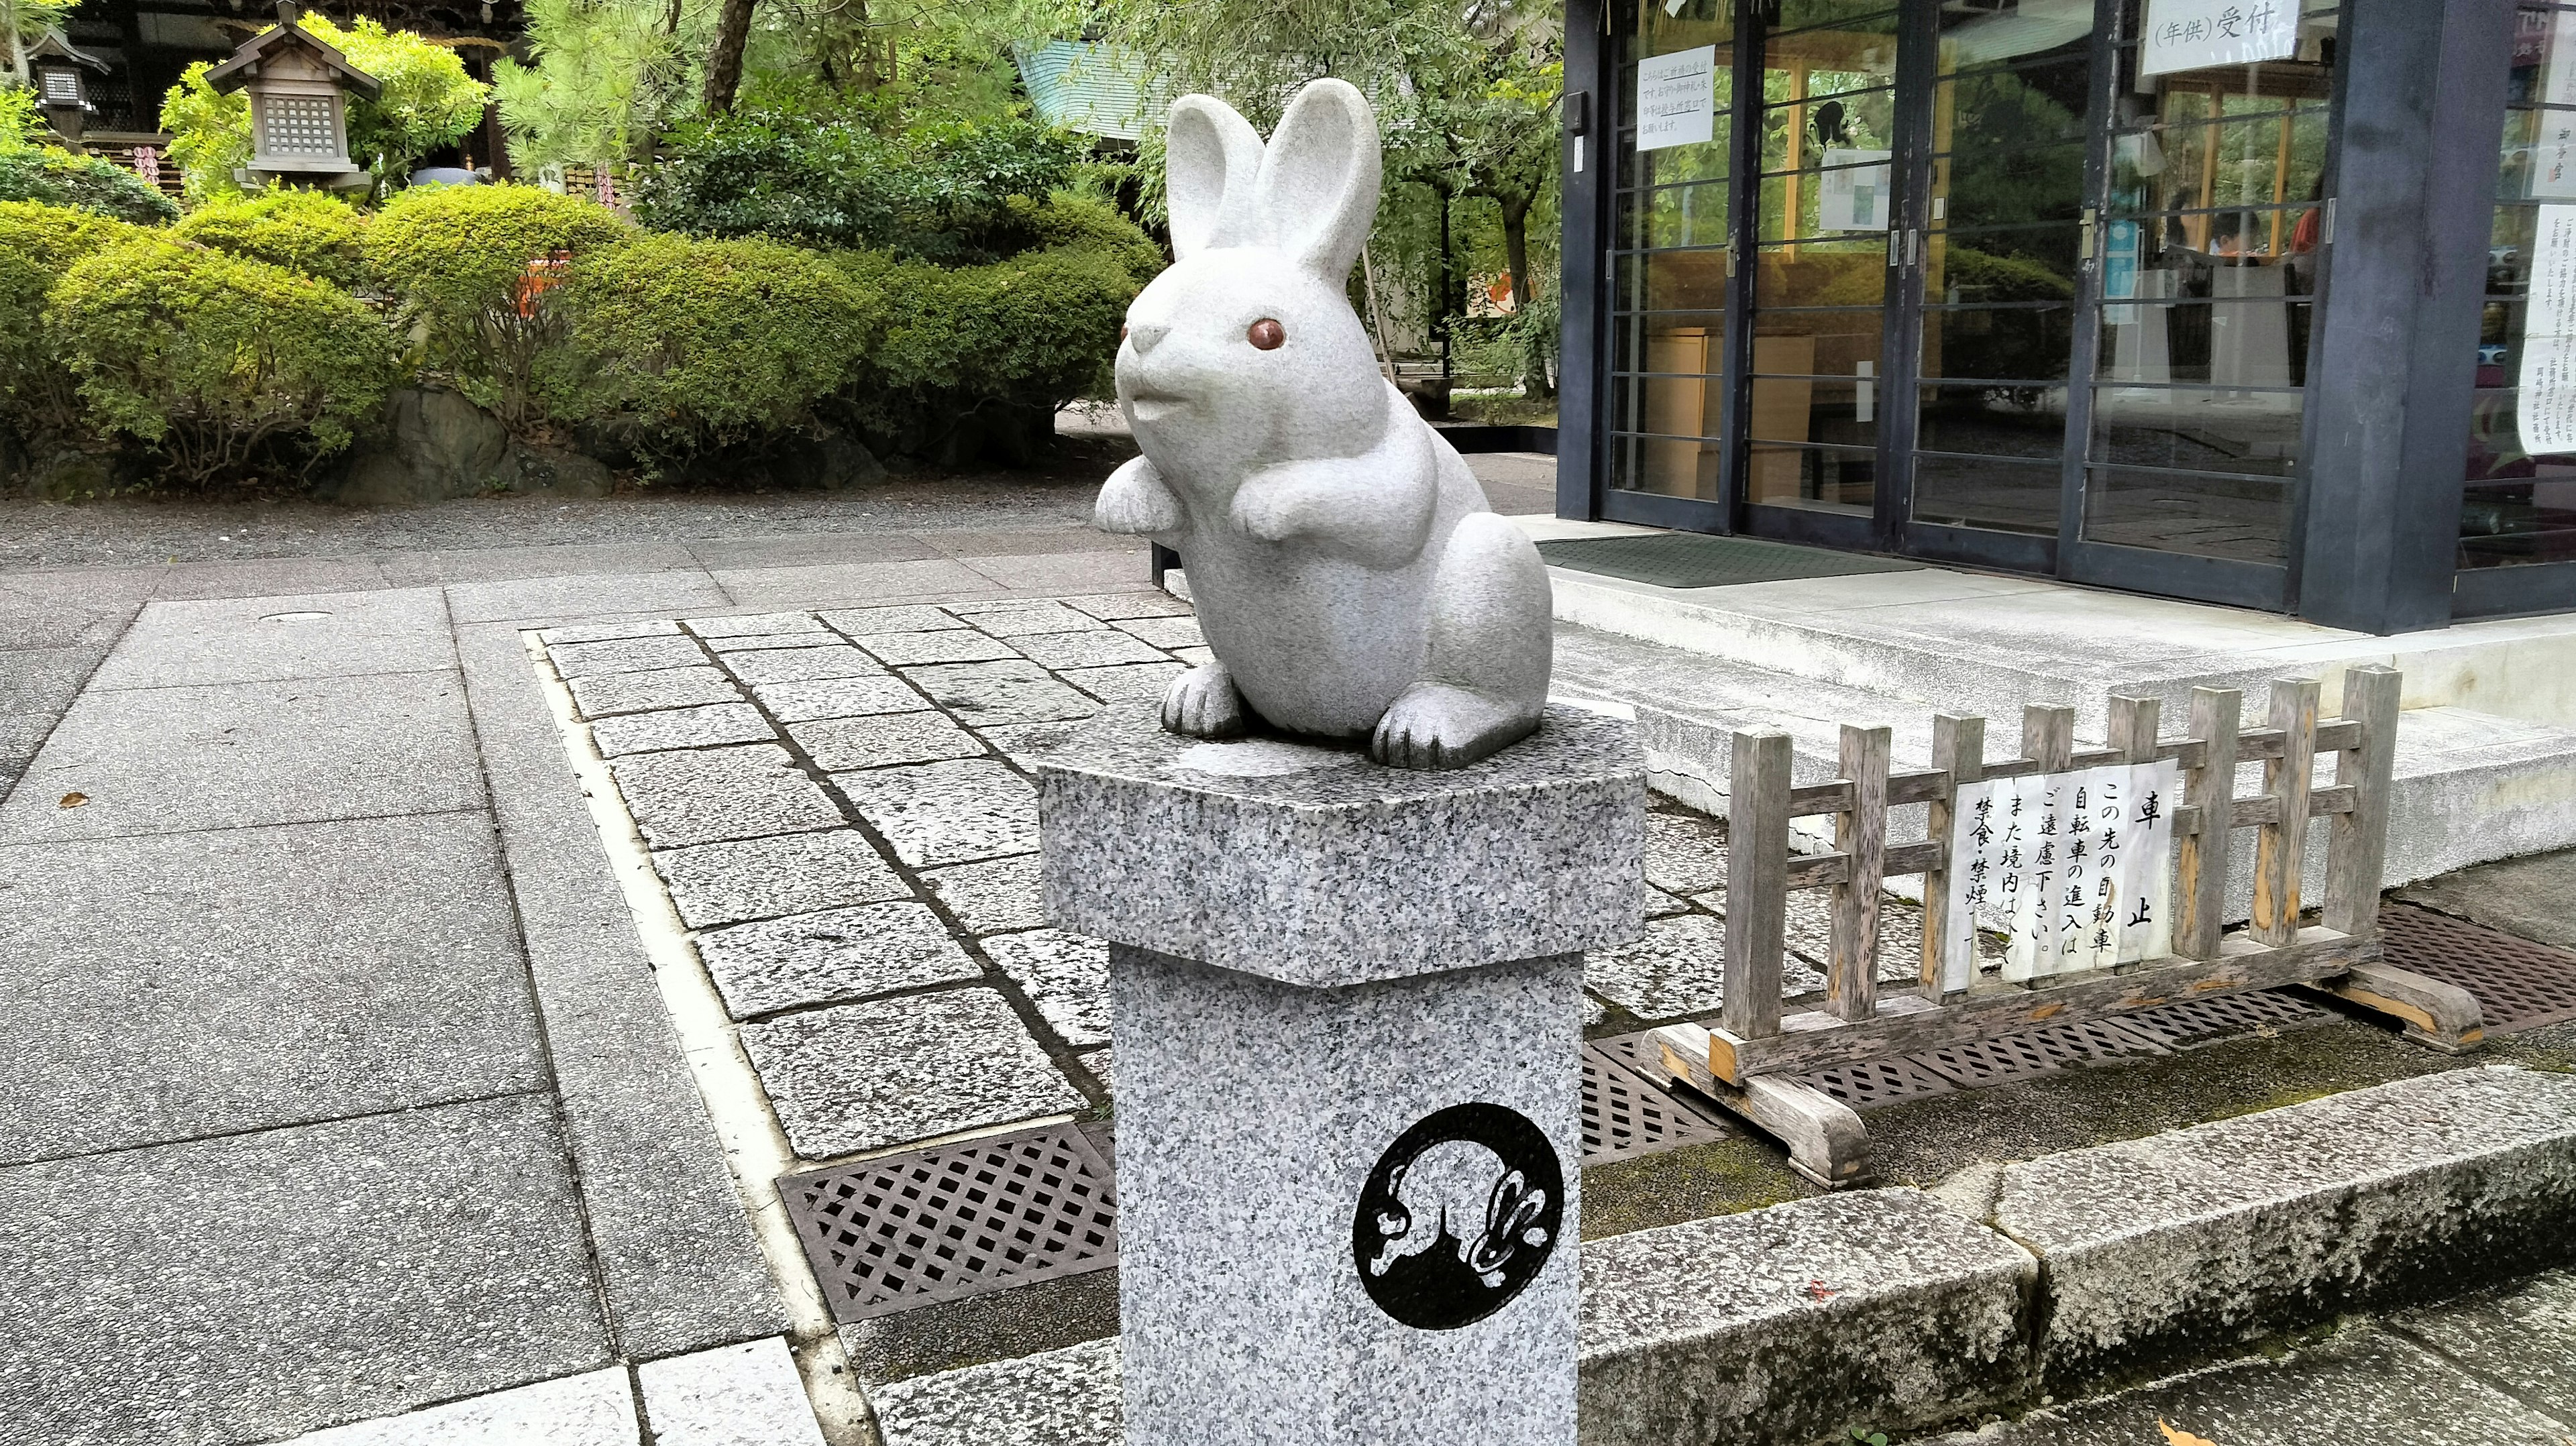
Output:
(1910, 1017), (2167, 1089)
(1794, 1056), (1956, 1110)
(2380, 903), (2576, 1034)
(1582, 1039), (1735, 1164)
(778, 1122), (1119, 1324)
(2117, 988), (2329, 1050)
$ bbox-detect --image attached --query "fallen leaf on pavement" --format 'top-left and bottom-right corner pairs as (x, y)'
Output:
(2158, 1419), (2216, 1446)
(58, 792), (87, 808)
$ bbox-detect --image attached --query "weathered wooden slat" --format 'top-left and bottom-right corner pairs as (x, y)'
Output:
(1828, 724), (1890, 1023)
(2324, 665), (2400, 941)
(2250, 677), (2320, 948)
(2170, 785), (2355, 838)
(2025, 704), (2075, 773)
(1723, 730), (1792, 1043)
(1701, 927), (2371, 1082)
(2176, 686), (2241, 960)
(1921, 714), (1984, 997)
(1785, 839), (1945, 891)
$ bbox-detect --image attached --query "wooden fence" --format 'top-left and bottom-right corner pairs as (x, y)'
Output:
(1648, 665), (2487, 1187)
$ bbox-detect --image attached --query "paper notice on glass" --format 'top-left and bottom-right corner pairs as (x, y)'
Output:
(2140, 0), (2300, 78)
(2520, 206), (2576, 457)
(1817, 149), (1893, 232)
(1637, 45), (1716, 152)
(1944, 760), (2182, 985)
(2538, 11), (2576, 199)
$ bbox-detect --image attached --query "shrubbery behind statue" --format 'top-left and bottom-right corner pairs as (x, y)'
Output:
(1095, 79), (1554, 771)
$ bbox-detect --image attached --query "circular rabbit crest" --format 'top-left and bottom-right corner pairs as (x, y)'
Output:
(1351, 1102), (1563, 1331)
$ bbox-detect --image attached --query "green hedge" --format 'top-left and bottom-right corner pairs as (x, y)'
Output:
(0, 148), (178, 225)
(46, 233), (402, 485)
(0, 201), (146, 439)
(174, 191), (370, 287)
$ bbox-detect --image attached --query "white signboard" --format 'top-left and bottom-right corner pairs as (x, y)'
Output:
(2520, 205), (2576, 457)
(1817, 149), (1892, 232)
(2139, 0), (2299, 78)
(1939, 760), (2182, 988)
(1636, 45), (1715, 152)
(2534, 10), (2576, 199)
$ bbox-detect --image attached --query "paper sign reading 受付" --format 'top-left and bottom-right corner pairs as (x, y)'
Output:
(2139, 0), (2299, 78)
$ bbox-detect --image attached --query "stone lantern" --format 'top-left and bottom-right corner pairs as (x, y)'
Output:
(27, 32), (109, 149)
(203, 3), (380, 191)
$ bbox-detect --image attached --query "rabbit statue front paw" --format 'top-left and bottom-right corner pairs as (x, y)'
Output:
(1161, 661), (1247, 740)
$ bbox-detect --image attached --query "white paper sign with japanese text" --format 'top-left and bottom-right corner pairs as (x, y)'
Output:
(1817, 148), (1893, 232)
(1636, 45), (1716, 152)
(1939, 759), (2182, 989)
(2522, 206), (2576, 456)
(2139, 0), (2299, 78)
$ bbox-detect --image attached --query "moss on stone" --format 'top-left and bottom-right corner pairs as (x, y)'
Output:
(1580, 1135), (1819, 1239)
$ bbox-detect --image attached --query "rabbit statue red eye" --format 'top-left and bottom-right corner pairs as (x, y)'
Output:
(1248, 318), (1285, 350)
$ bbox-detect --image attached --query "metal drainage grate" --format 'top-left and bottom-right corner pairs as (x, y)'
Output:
(1582, 1040), (1735, 1165)
(1910, 1016), (2167, 1089)
(777, 1121), (1119, 1324)
(2116, 988), (2330, 1050)
(1794, 1056), (1956, 1110)
(2381, 902), (2576, 1034)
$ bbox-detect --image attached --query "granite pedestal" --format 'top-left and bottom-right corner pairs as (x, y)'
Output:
(1035, 704), (1644, 1446)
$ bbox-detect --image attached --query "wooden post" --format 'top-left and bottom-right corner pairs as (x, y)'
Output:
(2023, 704), (2074, 771)
(1723, 730), (1792, 1042)
(2251, 677), (2321, 948)
(2107, 695), (2162, 973)
(2324, 665), (2402, 940)
(1921, 713), (1985, 997)
(1829, 724), (1890, 1022)
(2176, 686), (2241, 960)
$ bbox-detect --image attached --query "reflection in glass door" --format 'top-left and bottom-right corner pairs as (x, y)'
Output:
(1746, 2), (1901, 527)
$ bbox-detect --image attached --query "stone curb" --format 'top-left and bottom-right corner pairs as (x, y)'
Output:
(865, 1065), (2576, 1446)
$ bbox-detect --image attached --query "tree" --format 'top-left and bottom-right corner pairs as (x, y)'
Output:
(1, 0), (76, 91)
(158, 15), (489, 199)
(703, 0), (757, 113)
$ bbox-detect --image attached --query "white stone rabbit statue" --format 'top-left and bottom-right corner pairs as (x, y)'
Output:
(1093, 78), (1554, 769)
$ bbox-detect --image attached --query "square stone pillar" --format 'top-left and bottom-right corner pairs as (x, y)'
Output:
(1034, 704), (1644, 1446)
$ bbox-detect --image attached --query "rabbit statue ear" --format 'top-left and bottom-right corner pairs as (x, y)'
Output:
(1252, 78), (1381, 284)
(1164, 95), (1267, 260)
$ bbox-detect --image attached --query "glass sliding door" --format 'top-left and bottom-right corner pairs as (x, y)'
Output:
(1908, 0), (2096, 549)
(1606, 0), (1737, 512)
(1744, 1), (1902, 530)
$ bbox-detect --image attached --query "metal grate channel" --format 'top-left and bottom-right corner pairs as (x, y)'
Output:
(1582, 1040), (1735, 1164)
(2116, 988), (2330, 1050)
(1793, 1056), (1957, 1110)
(1908, 1017), (2168, 1089)
(2381, 903), (2576, 1034)
(777, 1122), (1119, 1324)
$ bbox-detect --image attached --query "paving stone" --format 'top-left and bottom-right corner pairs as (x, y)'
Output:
(652, 830), (911, 929)
(538, 620), (684, 645)
(1580, 1190), (2037, 1445)
(1171, 645), (1215, 668)
(902, 660), (1100, 726)
(705, 632), (847, 653)
(0, 646), (95, 780)
(979, 719), (1089, 763)
(568, 665), (742, 719)
(0, 1095), (609, 1446)
(1074, 1047), (1114, 1097)
(713, 557), (994, 608)
(282, 1370), (638, 1445)
(686, 611), (828, 639)
(1058, 662), (1185, 703)
(698, 902), (982, 1019)
(591, 703), (777, 758)
(949, 599), (1104, 635)
(1993, 1064), (2576, 1384)
(983, 928), (1111, 1047)
(1011, 630), (1172, 670)
(609, 744), (845, 849)
(793, 712), (987, 771)
(1584, 912), (1825, 1021)
(1061, 592), (1192, 621)
(636, 1337), (827, 1446)
(872, 1337), (1122, 1446)
(1110, 615), (1204, 650)
(750, 675), (930, 722)
(551, 634), (712, 678)
(837, 758), (1041, 867)
(154, 555), (387, 601)
(1645, 885), (1693, 918)
(89, 588), (454, 689)
(449, 571), (725, 625)
(2393, 1267), (2576, 1421)
(721, 645), (890, 684)
(921, 854), (1046, 936)
(1644, 812), (1729, 895)
(0, 672), (486, 842)
(0, 814), (544, 1162)
(855, 630), (1024, 666)
(959, 551), (1147, 598)
(821, 605), (971, 633)
(739, 989), (1088, 1158)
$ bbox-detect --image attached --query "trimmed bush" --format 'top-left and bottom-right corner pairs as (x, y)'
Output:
(0, 201), (147, 439)
(46, 234), (402, 485)
(174, 191), (369, 286)
(0, 148), (178, 225)
(364, 182), (627, 430)
(543, 231), (876, 457)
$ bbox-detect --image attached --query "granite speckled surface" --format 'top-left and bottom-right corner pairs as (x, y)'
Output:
(546, 634), (707, 678)
(737, 989), (1087, 1158)
(982, 929), (1110, 1047)
(649, 831), (910, 930)
(790, 712), (985, 772)
(839, 759), (1041, 869)
(696, 902), (981, 1019)
(720, 645), (890, 685)
(920, 854), (1045, 935)
(606, 744), (843, 850)
(1112, 946), (1582, 1446)
(902, 660), (1100, 726)
(567, 665), (740, 718)
(1038, 703), (1644, 985)
(871, 1337), (1121, 1446)
(746, 675), (926, 723)
(589, 703), (775, 759)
